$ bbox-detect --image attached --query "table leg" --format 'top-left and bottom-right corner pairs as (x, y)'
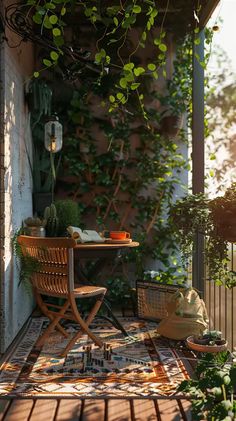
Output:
(101, 298), (130, 337)
(74, 261), (132, 338)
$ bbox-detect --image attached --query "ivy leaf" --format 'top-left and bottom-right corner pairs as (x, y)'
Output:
(106, 6), (120, 16)
(142, 31), (147, 41)
(125, 72), (134, 82)
(123, 62), (134, 71)
(52, 28), (61, 37)
(117, 92), (124, 100)
(54, 36), (64, 47)
(61, 7), (66, 16)
(134, 67), (145, 76)
(130, 82), (140, 90)
(108, 39), (117, 45)
(33, 71), (39, 78)
(50, 51), (59, 61)
(133, 5), (141, 13)
(119, 78), (127, 89)
(147, 63), (156, 71)
(154, 37), (160, 46)
(159, 43), (167, 52)
(43, 16), (53, 29)
(45, 2), (56, 9)
(49, 15), (58, 25)
(113, 17), (119, 26)
(33, 13), (42, 24)
(43, 58), (53, 67)
(109, 95), (115, 103)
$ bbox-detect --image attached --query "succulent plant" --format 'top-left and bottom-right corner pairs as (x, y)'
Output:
(24, 216), (46, 227)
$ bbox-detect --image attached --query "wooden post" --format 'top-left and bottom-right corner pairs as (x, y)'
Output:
(192, 29), (205, 295)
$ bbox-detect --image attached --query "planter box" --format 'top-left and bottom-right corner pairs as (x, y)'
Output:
(136, 280), (185, 321)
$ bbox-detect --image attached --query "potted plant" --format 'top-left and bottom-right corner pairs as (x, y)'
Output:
(24, 216), (46, 237)
(170, 191), (236, 288)
(209, 183), (236, 242)
(187, 330), (228, 353)
(55, 199), (81, 236)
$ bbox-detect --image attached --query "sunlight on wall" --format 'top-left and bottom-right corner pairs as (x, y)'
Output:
(206, 0), (236, 197)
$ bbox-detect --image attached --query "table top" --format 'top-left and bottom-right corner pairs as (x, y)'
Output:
(75, 241), (139, 249)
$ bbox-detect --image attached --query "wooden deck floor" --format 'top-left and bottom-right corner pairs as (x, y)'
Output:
(0, 398), (191, 421)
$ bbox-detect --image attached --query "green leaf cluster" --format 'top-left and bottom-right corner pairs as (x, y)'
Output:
(178, 352), (236, 421)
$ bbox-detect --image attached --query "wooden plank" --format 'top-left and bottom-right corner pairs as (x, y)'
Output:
(55, 399), (82, 421)
(81, 399), (105, 421)
(29, 399), (58, 421)
(156, 399), (184, 421)
(107, 399), (131, 421)
(0, 400), (11, 421)
(2, 399), (34, 421)
(132, 399), (157, 421)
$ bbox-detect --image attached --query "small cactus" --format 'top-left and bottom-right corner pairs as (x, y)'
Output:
(24, 216), (46, 227)
(44, 204), (59, 237)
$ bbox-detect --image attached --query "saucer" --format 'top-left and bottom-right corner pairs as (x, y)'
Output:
(105, 238), (132, 244)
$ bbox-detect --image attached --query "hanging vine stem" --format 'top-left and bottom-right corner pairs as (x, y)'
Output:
(119, 202), (132, 230)
(146, 191), (164, 234)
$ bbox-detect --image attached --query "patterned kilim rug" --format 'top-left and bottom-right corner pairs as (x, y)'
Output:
(0, 317), (195, 398)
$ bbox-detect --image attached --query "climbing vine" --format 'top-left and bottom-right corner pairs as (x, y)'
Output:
(54, 34), (193, 302)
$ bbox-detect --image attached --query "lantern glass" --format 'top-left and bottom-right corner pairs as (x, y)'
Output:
(44, 117), (63, 153)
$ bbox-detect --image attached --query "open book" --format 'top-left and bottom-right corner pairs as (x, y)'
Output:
(67, 226), (105, 243)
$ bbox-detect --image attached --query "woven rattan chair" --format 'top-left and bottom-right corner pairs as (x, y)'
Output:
(17, 235), (106, 356)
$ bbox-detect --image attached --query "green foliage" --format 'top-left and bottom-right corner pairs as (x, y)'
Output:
(55, 199), (81, 236)
(170, 191), (236, 288)
(178, 352), (236, 421)
(143, 268), (186, 285)
(55, 35), (192, 295)
(21, 0), (201, 117)
(12, 229), (40, 288)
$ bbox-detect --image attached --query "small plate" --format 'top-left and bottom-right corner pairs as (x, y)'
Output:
(105, 238), (132, 244)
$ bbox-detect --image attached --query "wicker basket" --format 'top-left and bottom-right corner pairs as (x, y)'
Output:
(136, 280), (185, 321)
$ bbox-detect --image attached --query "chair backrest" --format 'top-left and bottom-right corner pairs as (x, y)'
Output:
(17, 235), (77, 295)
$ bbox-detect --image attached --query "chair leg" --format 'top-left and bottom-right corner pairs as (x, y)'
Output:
(36, 300), (71, 347)
(35, 291), (69, 338)
(61, 294), (105, 357)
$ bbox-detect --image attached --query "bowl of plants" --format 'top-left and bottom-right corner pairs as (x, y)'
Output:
(186, 330), (228, 353)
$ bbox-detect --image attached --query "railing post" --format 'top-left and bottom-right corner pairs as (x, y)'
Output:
(192, 29), (205, 295)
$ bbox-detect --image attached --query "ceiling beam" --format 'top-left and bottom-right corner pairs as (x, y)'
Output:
(199, 0), (221, 28)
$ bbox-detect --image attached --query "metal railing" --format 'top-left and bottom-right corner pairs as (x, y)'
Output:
(204, 244), (236, 351)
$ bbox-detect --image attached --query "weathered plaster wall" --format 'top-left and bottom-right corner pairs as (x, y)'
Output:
(0, 29), (35, 352)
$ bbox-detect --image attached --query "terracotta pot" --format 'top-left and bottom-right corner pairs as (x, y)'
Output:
(25, 226), (45, 237)
(187, 336), (228, 353)
(160, 114), (183, 138)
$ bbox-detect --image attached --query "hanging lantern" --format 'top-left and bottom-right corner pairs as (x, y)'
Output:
(44, 115), (63, 153)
